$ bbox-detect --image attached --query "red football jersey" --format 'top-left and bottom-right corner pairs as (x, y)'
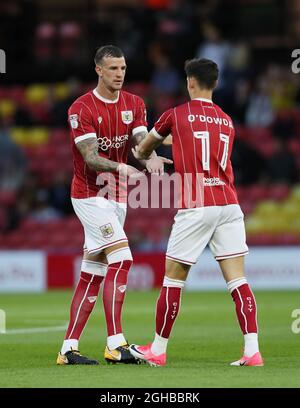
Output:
(68, 89), (147, 201)
(152, 97), (239, 208)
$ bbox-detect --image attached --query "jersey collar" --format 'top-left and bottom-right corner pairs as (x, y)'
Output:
(193, 97), (213, 103)
(93, 88), (120, 103)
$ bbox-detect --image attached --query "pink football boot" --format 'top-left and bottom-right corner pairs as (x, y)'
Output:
(129, 343), (166, 367)
(230, 352), (264, 366)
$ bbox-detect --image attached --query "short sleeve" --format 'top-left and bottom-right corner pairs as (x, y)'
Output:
(151, 109), (173, 140)
(132, 97), (148, 136)
(68, 102), (97, 144)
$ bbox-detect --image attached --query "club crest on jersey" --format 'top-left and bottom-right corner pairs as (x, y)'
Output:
(121, 110), (133, 124)
(100, 223), (114, 238)
(69, 114), (78, 129)
(97, 116), (102, 124)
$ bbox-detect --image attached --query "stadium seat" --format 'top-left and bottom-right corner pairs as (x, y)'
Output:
(34, 23), (56, 60)
(25, 84), (49, 104)
(245, 215), (266, 234)
(0, 99), (16, 119)
(9, 86), (25, 104)
(50, 129), (69, 145)
(281, 200), (300, 219)
(246, 185), (269, 202)
(0, 191), (17, 206)
(254, 200), (280, 217)
(289, 184), (300, 202)
(11, 127), (49, 146)
(268, 184), (290, 201)
(54, 83), (70, 100)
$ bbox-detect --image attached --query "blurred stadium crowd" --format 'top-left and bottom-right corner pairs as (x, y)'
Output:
(1, 0), (300, 251)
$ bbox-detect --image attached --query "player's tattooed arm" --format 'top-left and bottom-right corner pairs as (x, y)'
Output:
(76, 137), (143, 177)
(76, 138), (119, 172)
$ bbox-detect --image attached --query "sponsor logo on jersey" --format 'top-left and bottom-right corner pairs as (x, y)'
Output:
(97, 135), (129, 151)
(121, 110), (133, 124)
(204, 177), (226, 186)
(100, 223), (114, 238)
(69, 114), (79, 129)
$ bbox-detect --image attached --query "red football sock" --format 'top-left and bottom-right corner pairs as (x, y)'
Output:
(156, 286), (182, 338)
(231, 283), (257, 334)
(102, 260), (132, 337)
(65, 272), (103, 340)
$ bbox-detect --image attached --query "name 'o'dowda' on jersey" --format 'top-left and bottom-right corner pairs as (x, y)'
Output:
(152, 98), (239, 208)
(68, 89), (147, 201)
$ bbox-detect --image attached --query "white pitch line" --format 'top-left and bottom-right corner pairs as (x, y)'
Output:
(1, 325), (67, 335)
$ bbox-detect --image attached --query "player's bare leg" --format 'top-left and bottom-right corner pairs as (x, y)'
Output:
(130, 259), (190, 366)
(57, 251), (107, 365)
(102, 242), (138, 364)
(219, 256), (264, 366)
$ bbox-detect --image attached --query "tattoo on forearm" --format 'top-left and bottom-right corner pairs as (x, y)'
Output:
(76, 138), (119, 172)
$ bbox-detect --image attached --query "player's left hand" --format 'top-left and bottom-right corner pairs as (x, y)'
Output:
(145, 156), (173, 175)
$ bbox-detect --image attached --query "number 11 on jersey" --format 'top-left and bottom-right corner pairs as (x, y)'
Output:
(193, 131), (229, 171)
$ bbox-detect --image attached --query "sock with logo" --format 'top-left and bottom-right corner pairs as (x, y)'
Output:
(102, 260), (132, 343)
(62, 272), (103, 354)
(228, 277), (259, 356)
(151, 277), (185, 355)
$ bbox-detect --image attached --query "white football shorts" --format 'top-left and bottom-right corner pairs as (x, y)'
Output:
(71, 197), (127, 254)
(166, 204), (249, 265)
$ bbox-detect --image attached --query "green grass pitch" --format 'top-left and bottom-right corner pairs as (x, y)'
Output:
(0, 290), (299, 388)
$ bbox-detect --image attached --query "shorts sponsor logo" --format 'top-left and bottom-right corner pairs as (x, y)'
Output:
(121, 110), (133, 124)
(100, 223), (114, 238)
(87, 296), (97, 303)
(98, 116), (102, 124)
(69, 114), (79, 129)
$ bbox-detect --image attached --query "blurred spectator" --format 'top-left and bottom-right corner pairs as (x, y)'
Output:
(16, 173), (39, 219)
(114, 10), (141, 61)
(231, 79), (251, 124)
(0, 128), (26, 191)
(267, 65), (297, 110)
(231, 139), (266, 185)
(271, 111), (296, 142)
(245, 77), (274, 127)
(50, 79), (81, 127)
(196, 23), (231, 89)
(228, 40), (251, 76)
(49, 171), (73, 215)
(266, 139), (298, 184)
(28, 188), (62, 223)
(150, 54), (180, 94)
